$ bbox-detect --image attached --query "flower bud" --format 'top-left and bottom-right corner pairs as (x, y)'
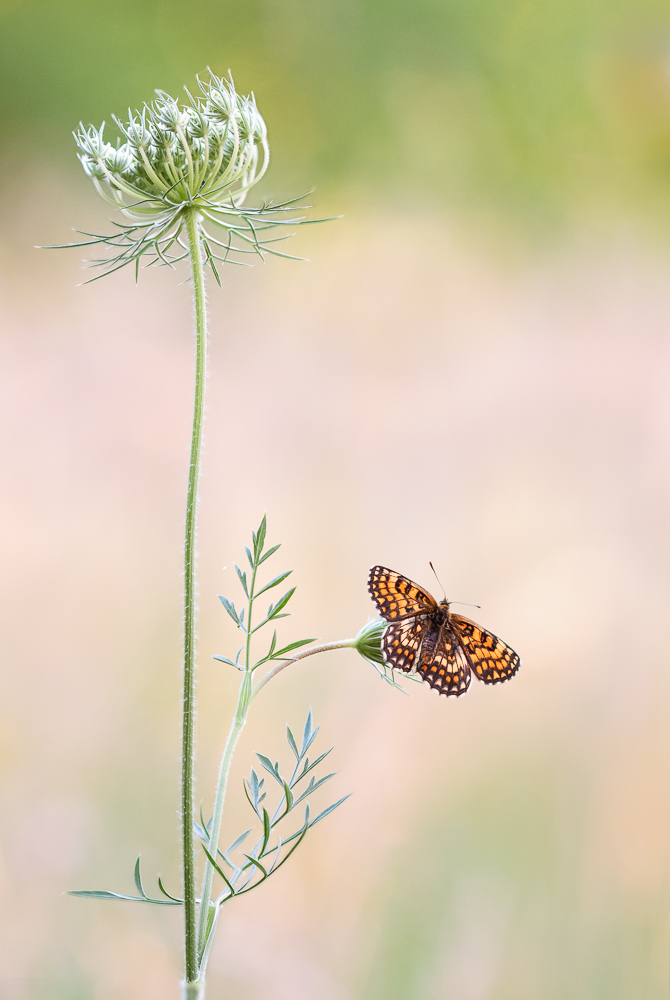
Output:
(204, 78), (237, 124)
(153, 92), (188, 133)
(352, 617), (385, 667)
(74, 123), (107, 160)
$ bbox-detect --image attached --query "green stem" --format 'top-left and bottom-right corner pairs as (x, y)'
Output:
(250, 640), (355, 702)
(196, 672), (251, 963)
(182, 207), (208, 985)
(196, 559), (258, 963)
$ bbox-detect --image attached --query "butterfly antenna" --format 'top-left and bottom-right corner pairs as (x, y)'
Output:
(429, 561), (447, 601)
(450, 601), (482, 610)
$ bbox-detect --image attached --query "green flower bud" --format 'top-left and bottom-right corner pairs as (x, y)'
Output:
(153, 92), (188, 133)
(74, 123), (108, 161)
(352, 617), (385, 667)
(204, 80), (237, 124)
(113, 111), (152, 152)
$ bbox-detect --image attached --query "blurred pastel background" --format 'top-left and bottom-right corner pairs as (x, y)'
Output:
(2, 1), (670, 997)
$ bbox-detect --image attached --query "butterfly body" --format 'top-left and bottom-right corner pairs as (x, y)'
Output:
(368, 565), (520, 697)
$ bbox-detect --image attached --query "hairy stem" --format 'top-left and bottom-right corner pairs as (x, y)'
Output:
(183, 207), (208, 984)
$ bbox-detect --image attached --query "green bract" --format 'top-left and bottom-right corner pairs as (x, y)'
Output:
(69, 71), (309, 282)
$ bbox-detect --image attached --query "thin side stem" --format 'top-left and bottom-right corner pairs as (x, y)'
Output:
(196, 556), (259, 963)
(182, 207), (208, 984)
(250, 640), (355, 702)
(196, 673), (251, 963)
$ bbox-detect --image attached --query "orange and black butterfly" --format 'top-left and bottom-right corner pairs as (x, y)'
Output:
(367, 566), (520, 697)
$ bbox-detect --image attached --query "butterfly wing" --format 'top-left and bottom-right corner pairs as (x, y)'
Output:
(368, 566), (438, 622)
(418, 624), (472, 697)
(384, 619), (472, 697)
(382, 616), (429, 673)
(450, 614), (520, 684)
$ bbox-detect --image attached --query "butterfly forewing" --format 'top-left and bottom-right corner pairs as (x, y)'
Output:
(450, 614), (520, 685)
(368, 566), (437, 621)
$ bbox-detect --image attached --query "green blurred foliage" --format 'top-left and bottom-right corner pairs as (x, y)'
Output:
(2, 0), (670, 226)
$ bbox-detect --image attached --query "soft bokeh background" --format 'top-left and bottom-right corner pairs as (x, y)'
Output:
(2, 1), (670, 998)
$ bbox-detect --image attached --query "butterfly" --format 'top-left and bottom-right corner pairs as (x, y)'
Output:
(367, 565), (520, 697)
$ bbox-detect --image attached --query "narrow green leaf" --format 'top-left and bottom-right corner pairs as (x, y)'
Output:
(295, 747), (333, 783)
(293, 773), (335, 806)
(225, 828), (253, 857)
(234, 563), (249, 598)
(255, 515), (267, 557)
(202, 846), (235, 897)
(218, 595), (240, 625)
(286, 726), (300, 761)
(301, 710), (314, 757)
(244, 778), (259, 817)
(133, 856), (148, 899)
(267, 588), (296, 619)
(255, 570), (292, 597)
(258, 543), (281, 565)
(67, 889), (180, 905)
(212, 654), (244, 669)
(248, 768), (261, 809)
(309, 795), (351, 828)
(245, 545), (254, 570)
(242, 854), (268, 878)
(194, 820), (209, 842)
(283, 781), (294, 814)
(261, 809), (271, 855)
(256, 753), (284, 785)
(273, 637), (317, 658)
(157, 877), (183, 903)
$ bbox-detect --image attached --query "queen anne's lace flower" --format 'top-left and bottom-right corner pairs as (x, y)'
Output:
(66, 71), (311, 282)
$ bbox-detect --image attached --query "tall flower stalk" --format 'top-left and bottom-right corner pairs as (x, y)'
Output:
(54, 72), (401, 998)
(182, 205), (208, 983)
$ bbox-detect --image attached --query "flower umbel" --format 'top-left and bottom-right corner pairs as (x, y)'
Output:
(64, 71), (313, 282)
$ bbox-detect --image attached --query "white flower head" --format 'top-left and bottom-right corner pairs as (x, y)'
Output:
(65, 70), (317, 282)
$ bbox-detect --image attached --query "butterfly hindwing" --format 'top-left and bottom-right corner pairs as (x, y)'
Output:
(382, 616), (429, 673)
(368, 566), (437, 622)
(418, 625), (472, 697)
(450, 614), (520, 685)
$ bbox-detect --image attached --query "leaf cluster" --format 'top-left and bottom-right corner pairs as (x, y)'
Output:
(213, 515), (316, 674)
(69, 711), (348, 909)
(195, 710), (349, 905)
